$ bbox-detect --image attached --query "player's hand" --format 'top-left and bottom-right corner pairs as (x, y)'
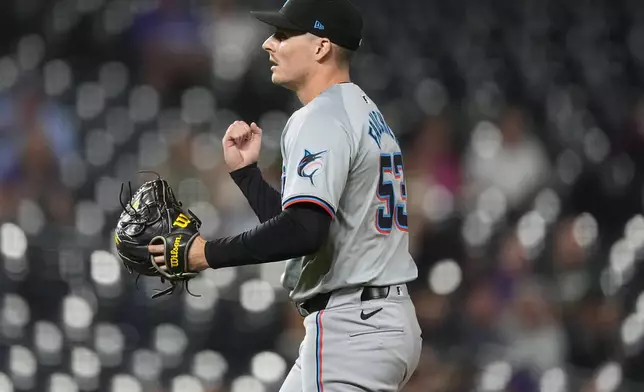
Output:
(222, 121), (262, 172)
(148, 235), (209, 273)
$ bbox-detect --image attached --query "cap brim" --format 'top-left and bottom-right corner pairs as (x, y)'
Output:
(250, 11), (305, 31)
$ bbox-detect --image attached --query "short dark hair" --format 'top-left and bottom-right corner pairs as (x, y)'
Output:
(335, 45), (355, 68)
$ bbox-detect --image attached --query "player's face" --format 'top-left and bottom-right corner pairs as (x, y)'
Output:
(262, 28), (316, 89)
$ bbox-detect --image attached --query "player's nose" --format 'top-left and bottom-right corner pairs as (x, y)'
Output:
(262, 35), (276, 52)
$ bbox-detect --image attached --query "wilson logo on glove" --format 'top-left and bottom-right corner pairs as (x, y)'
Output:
(173, 213), (191, 228)
(170, 235), (182, 267)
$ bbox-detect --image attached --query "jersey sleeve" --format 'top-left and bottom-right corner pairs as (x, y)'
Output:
(281, 114), (354, 219)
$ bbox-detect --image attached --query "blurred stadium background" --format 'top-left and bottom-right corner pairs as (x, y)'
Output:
(1, 0), (644, 391)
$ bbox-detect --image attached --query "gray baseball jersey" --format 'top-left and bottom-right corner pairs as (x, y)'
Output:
(279, 82), (418, 303)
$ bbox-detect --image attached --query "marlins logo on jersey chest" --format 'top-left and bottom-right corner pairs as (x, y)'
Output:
(297, 149), (327, 185)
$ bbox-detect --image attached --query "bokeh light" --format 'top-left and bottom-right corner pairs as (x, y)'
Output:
(49, 373), (78, 392)
(539, 367), (567, 392)
(94, 322), (125, 367)
(240, 279), (276, 313)
(428, 259), (462, 295)
(1, 223), (28, 260)
(192, 350), (228, 387)
(0, 373), (12, 392)
(572, 213), (599, 249)
(422, 184), (454, 223)
(0, 57), (19, 91)
(594, 362), (622, 392)
(129, 85), (159, 123)
(17, 34), (45, 70)
(131, 349), (162, 382)
(230, 375), (265, 392)
(34, 321), (63, 366)
(250, 351), (288, 384)
(110, 374), (141, 392)
(154, 324), (189, 368)
(170, 375), (203, 392)
(100, 61), (129, 99)
(62, 295), (93, 342)
(478, 361), (512, 392)
(2, 294), (30, 340)
(43, 59), (72, 96)
(9, 346), (37, 390)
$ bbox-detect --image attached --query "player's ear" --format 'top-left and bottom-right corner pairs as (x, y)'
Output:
(313, 37), (332, 61)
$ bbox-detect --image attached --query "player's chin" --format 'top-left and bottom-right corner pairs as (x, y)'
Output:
(270, 72), (286, 86)
(270, 72), (294, 88)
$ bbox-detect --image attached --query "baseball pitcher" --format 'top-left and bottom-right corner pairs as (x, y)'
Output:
(148, 0), (423, 390)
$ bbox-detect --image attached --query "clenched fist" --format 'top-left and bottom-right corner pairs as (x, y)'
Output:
(222, 121), (263, 172)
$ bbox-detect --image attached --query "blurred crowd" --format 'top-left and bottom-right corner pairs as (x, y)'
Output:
(1, 0), (644, 391)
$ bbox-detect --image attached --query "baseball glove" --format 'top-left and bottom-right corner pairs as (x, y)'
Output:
(114, 173), (202, 298)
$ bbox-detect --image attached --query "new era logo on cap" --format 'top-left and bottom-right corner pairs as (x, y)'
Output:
(314, 20), (325, 30)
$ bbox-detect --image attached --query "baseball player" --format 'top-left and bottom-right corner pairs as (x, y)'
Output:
(149, 0), (422, 390)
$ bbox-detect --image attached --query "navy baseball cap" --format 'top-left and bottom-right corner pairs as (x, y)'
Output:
(251, 0), (363, 51)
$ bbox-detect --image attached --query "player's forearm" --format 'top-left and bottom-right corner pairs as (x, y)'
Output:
(229, 163), (282, 223)
(204, 204), (331, 268)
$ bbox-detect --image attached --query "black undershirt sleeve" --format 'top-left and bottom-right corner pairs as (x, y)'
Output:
(204, 203), (332, 269)
(229, 163), (282, 223)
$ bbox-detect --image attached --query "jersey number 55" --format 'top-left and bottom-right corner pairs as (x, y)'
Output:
(376, 152), (408, 234)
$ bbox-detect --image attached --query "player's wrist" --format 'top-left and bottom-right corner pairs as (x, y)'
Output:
(203, 238), (224, 269)
(229, 161), (259, 177)
(187, 235), (209, 272)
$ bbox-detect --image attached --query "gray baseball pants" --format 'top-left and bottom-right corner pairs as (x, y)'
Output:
(279, 284), (422, 392)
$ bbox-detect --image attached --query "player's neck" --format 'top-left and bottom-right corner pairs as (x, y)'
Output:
(296, 69), (351, 105)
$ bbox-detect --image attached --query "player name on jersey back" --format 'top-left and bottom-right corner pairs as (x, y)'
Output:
(279, 83), (418, 303)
